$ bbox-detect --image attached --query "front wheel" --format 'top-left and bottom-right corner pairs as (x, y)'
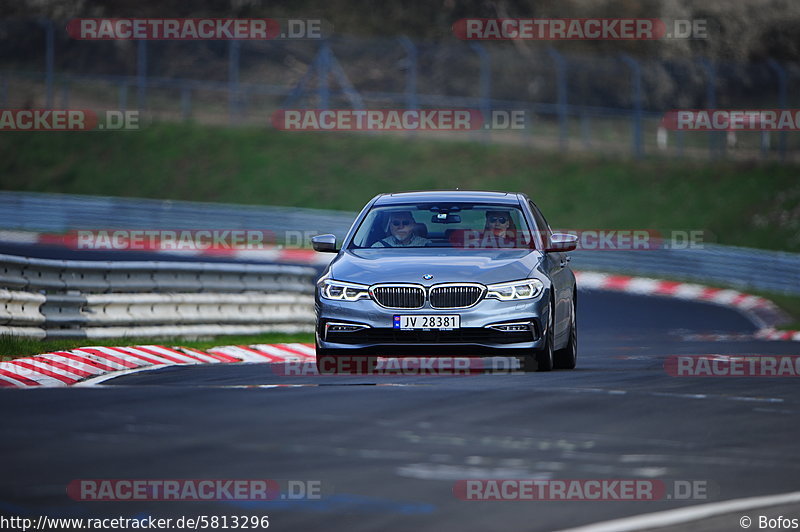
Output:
(554, 298), (577, 370)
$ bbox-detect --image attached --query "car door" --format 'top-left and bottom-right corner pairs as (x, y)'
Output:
(529, 201), (570, 346)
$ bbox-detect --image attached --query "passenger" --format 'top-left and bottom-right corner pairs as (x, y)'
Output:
(482, 210), (522, 248)
(371, 211), (431, 247)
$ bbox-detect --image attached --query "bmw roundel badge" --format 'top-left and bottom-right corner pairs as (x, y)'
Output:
(422, 274), (433, 280)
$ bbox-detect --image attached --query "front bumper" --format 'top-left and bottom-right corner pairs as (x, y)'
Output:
(315, 294), (549, 356)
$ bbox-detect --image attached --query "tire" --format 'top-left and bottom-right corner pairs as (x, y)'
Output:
(315, 345), (336, 374)
(523, 302), (554, 372)
(554, 297), (577, 370)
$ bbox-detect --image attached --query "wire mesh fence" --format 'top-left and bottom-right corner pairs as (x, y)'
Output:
(1, 19), (798, 160)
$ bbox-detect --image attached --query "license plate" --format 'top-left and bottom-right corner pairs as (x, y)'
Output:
(393, 315), (460, 330)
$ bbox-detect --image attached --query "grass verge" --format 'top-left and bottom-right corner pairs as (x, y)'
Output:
(1, 122), (799, 252)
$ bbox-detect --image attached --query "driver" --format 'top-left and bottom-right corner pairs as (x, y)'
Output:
(371, 210), (431, 247)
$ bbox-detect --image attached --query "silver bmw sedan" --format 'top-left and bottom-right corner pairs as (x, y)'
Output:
(311, 190), (578, 373)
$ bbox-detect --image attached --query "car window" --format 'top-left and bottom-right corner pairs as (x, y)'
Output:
(349, 203), (534, 249)
(529, 201), (553, 246)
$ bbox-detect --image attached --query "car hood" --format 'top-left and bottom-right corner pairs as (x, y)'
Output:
(328, 248), (542, 285)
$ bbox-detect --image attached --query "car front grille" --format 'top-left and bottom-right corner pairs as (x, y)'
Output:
(429, 285), (484, 308)
(371, 285), (425, 309)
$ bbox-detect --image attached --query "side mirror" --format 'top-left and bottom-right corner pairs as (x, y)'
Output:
(546, 233), (578, 252)
(311, 234), (338, 253)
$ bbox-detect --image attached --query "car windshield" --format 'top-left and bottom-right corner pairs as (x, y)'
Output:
(349, 203), (534, 249)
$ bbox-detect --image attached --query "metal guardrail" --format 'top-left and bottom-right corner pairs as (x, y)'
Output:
(0, 191), (356, 242)
(0, 253), (317, 339)
(570, 244), (800, 296)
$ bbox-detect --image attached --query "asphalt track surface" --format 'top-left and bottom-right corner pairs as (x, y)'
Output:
(2, 291), (800, 531)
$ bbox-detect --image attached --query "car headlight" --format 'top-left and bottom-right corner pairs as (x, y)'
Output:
(485, 279), (544, 301)
(318, 279), (371, 302)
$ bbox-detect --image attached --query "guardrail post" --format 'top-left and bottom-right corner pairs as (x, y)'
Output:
(137, 40), (147, 112)
(228, 39), (241, 124)
(548, 48), (568, 151)
(767, 58), (788, 162)
(620, 54), (643, 159)
(469, 42), (491, 143)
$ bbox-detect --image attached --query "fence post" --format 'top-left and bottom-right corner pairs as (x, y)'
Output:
(470, 42), (491, 143)
(398, 36), (418, 111)
(60, 82), (70, 107)
(548, 47), (568, 151)
(767, 58), (788, 162)
(697, 58), (720, 159)
(398, 37), (418, 138)
(228, 40), (241, 124)
(43, 19), (55, 108)
(317, 41), (331, 110)
(620, 54), (643, 159)
(181, 87), (192, 121)
(119, 82), (127, 112)
(137, 40), (147, 112)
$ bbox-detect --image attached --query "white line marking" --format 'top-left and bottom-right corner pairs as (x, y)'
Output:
(556, 490), (800, 532)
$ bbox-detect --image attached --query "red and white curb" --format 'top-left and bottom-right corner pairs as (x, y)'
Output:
(574, 271), (778, 313)
(0, 343), (316, 388)
(573, 271), (799, 341)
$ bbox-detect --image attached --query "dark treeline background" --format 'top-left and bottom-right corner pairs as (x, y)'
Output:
(3, 0), (799, 61)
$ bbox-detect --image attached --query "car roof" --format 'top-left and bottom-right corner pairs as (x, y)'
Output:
(374, 190), (522, 205)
